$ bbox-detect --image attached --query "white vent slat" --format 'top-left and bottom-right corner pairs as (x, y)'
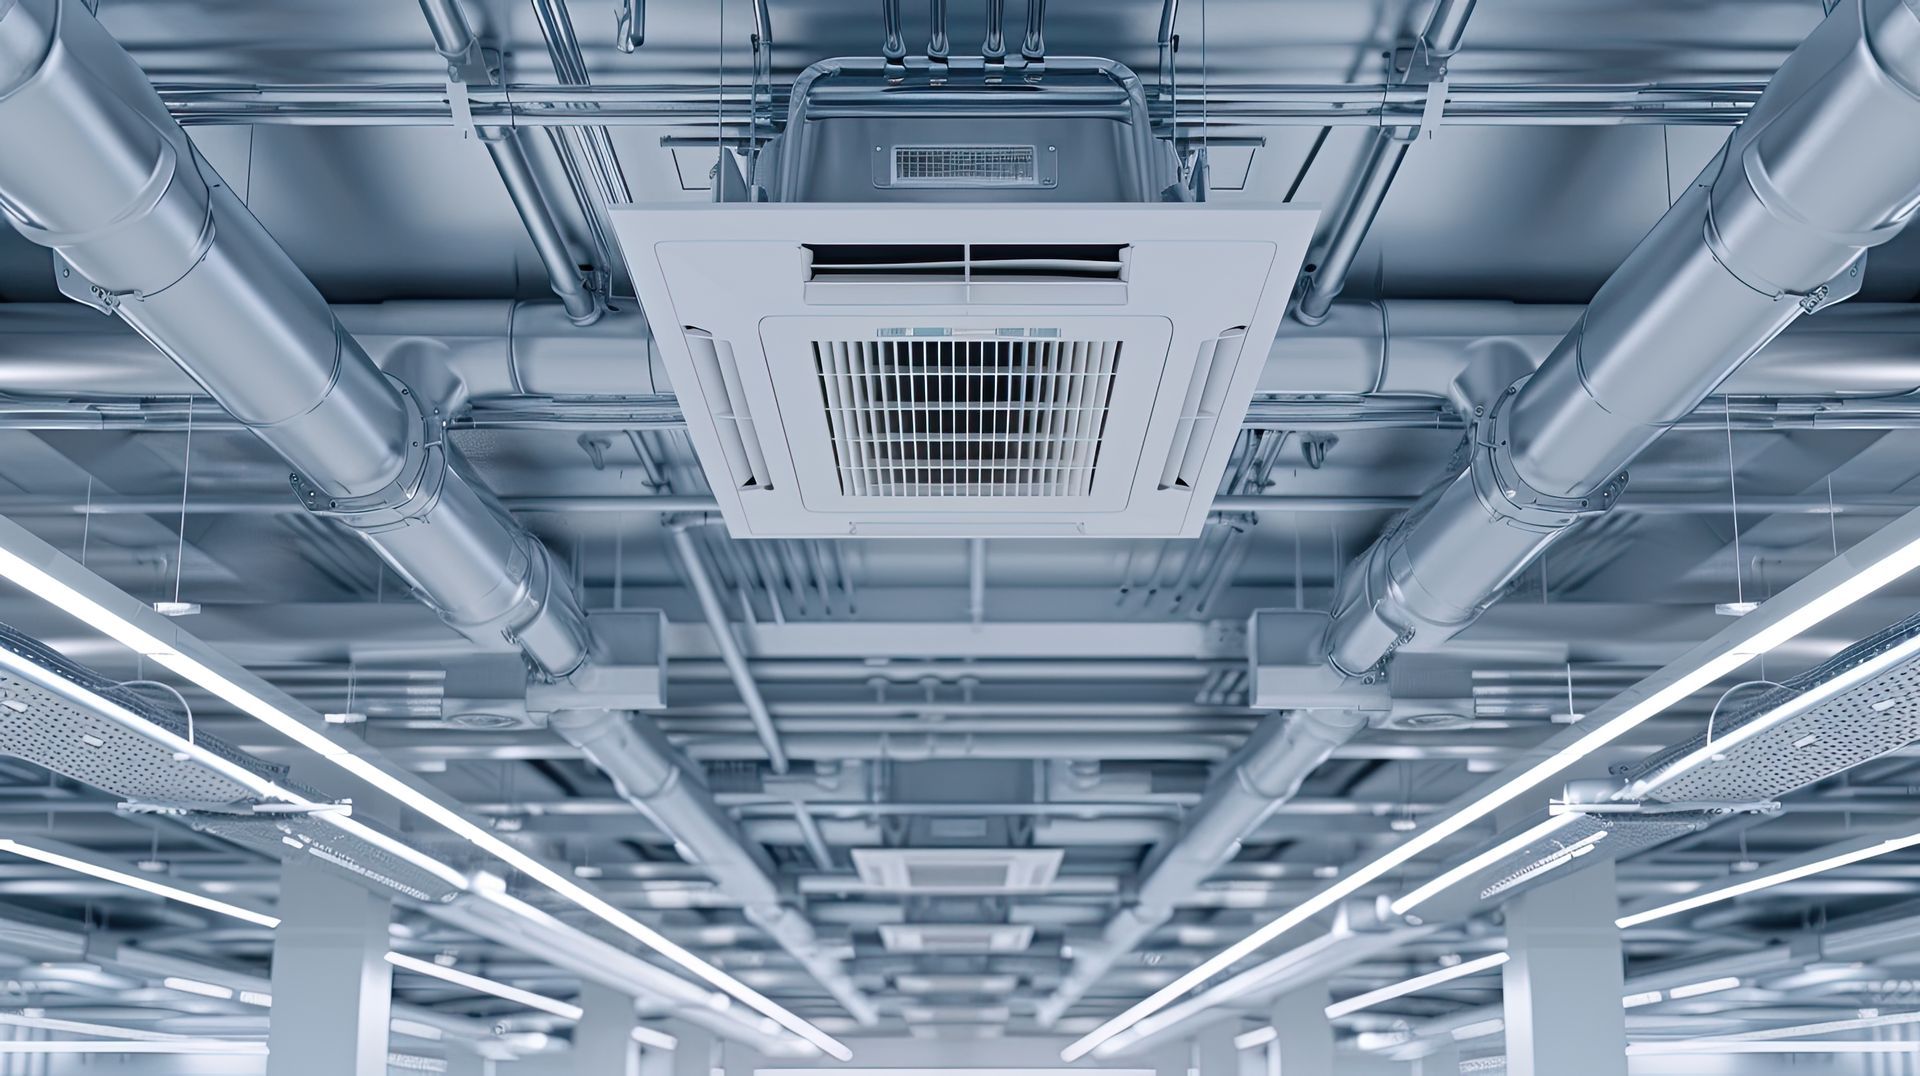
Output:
(811, 338), (1120, 499)
(1159, 329), (1248, 491)
(685, 330), (773, 492)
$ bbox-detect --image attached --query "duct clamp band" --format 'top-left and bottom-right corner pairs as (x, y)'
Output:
(1469, 374), (1629, 534)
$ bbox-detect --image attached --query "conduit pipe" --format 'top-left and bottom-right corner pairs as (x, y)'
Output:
(1293, 0), (1478, 325)
(0, 0), (872, 1023)
(1034, 710), (1368, 1025)
(669, 525), (790, 772)
(545, 710), (877, 1024)
(1324, 0), (1920, 676)
(414, 0), (602, 325)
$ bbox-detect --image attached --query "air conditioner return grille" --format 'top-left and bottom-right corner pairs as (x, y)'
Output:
(813, 339), (1120, 498)
(893, 145), (1037, 187)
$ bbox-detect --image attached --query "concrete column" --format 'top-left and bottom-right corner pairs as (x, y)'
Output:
(1502, 858), (1627, 1076)
(266, 855), (393, 1076)
(1270, 983), (1333, 1075)
(669, 1020), (717, 1076)
(1413, 1042), (1459, 1076)
(444, 1049), (491, 1076)
(1191, 1022), (1239, 1074)
(1237, 1038), (1271, 1076)
(574, 982), (639, 1076)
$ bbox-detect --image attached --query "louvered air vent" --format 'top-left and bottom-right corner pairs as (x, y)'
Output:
(890, 145), (1042, 188)
(815, 339), (1119, 498)
(613, 204), (1317, 537)
(852, 848), (1064, 892)
(878, 923), (1036, 953)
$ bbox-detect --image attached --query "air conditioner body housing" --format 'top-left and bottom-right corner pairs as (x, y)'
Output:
(616, 57), (1316, 538)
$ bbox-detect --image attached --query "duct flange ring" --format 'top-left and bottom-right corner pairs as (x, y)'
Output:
(1470, 376), (1628, 534)
(289, 375), (447, 531)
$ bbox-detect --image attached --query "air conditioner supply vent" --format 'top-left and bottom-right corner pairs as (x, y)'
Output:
(814, 339), (1119, 498)
(878, 923), (1036, 953)
(805, 244), (1126, 283)
(890, 145), (1043, 188)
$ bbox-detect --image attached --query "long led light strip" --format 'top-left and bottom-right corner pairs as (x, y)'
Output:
(1618, 824), (1920, 929)
(1626, 629), (1920, 798)
(1324, 953), (1510, 1019)
(386, 952), (584, 1021)
(0, 1041), (267, 1055)
(0, 532), (851, 1062)
(1627, 1041), (1920, 1055)
(1390, 816), (1580, 916)
(0, 838), (279, 928)
(1062, 508), (1920, 1062)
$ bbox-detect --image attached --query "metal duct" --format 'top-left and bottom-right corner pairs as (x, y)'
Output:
(0, 0), (591, 676)
(0, 0), (873, 1023)
(1293, 0), (1478, 325)
(1034, 709), (1367, 1026)
(545, 710), (880, 1025)
(1323, 0), (1920, 677)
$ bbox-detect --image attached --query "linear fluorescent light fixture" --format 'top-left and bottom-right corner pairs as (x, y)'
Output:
(1061, 505), (1920, 1062)
(385, 952), (584, 1021)
(1233, 1026), (1278, 1051)
(0, 838), (280, 929)
(1627, 1041), (1920, 1055)
(163, 976), (236, 1000)
(1618, 824), (1920, 929)
(1626, 629), (1920, 799)
(1391, 816), (1580, 916)
(1667, 976), (1740, 1000)
(0, 520), (850, 1062)
(0, 1041), (267, 1055)
(1325, 953), (1510, 1019)
(632, 1026), (679, 1051)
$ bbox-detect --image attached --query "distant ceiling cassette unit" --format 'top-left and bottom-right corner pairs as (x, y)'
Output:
(878, 923), (1036, 953)
(612, 203), (1316, 538)
(852, 848), (1064, 893)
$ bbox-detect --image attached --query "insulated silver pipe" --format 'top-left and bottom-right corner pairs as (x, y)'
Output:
(1325, 0), (1920, 676)
(1293, 0), (1478, 325)
(671, 525), (790, 773)
(1033, 709), (1367, 1026)
(0, 0), (870, 1022)
(413, 0), (602, 325)
(0, 0), (593, 677)
(545, 711), (876, 1023)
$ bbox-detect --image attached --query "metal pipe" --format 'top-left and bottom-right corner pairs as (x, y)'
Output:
(881, 0), (907, 68)
(1324, 0), (1920, 676)
(983, 0), (1006, 65)
(1033, 709), (1368, 1025)
(1293, 0), (1478, 325)
(413, 0), (602, 325)
(670, 525), (790, 773)
(143, 80), (1773, 129)
(1022, 0), (1046, 63)
(0, 0), (593, 676)
(542, 710), (876, 1024)
(0, 0), (869, 1023)
(928, 0), (950, 65)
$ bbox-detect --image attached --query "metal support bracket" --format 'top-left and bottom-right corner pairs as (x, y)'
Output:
(1799, 251), (1869, 315)
(1417, 75), (1449, 141)
(446, 76), (478, 141)
(1470, 375), (1629, 534)
(52, 254), (125, 315)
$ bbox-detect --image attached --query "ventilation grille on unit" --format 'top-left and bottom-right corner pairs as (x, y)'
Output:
(814, 339), (1119, 498)
(878, 923), (1036, 953)
(892, 145), (1039, 188)
(805, 244), (1127, 282)
(853, 848), (1065, 892)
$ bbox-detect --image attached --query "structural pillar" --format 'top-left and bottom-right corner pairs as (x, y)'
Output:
(1502, 858), (1627, 1076)
(265, 855), (394, 1076)
(574, 982), (640, 1076)
(668, 1020), (717, 1076)
(1413, 1042), (1459, 1076)
(444, 1049), (491, 1076)
(1270, 982), (1333, 1074)
(1191, 1021), (1239, 1074)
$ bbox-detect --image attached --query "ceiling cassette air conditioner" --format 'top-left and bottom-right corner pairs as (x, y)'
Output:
(611, 203), (1316, 538)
